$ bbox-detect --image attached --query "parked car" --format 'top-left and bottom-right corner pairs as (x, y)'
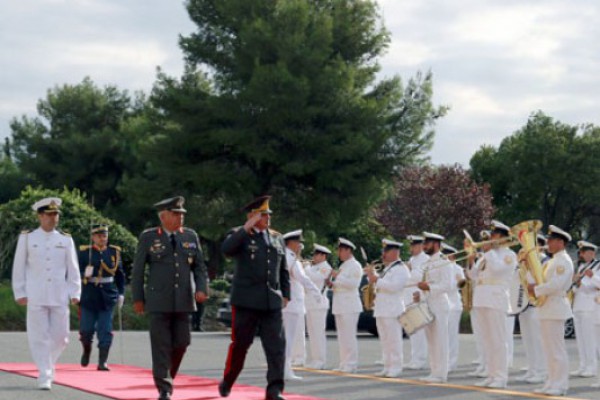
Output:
(513, 314), (575, 339)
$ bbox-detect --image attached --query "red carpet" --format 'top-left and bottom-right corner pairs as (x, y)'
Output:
(0, 363), (326, 400)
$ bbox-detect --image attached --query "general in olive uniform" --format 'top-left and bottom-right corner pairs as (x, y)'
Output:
(78, 224), (126, 371)
(131, 196), (208, 400)
(219, 196), (290, 400)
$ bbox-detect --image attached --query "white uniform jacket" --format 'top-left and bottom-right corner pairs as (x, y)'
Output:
(472, 247), (517, 312)
(404, 252), (430, 305)
(332, 256), (363, 315)
(534, 250), (574, 320)
(422, 252), (453, 313)
(448, 262), (465, 312)
(12, 227), (81, 306)
(572, 259), (600, 312)
(305, 260), (332, 310)
(373, 260), (410, 318)
(283, 248), (321, 314)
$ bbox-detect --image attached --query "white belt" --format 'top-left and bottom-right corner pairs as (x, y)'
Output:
(91, 277), (114, 283)
(477, 278), (504, 286)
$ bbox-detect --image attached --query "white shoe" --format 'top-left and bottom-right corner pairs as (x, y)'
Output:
(291, 360), (305, 367)
(38, 380), (51, 390)
(580, 370), (596, 378)
(471, 359), (481, 365)
(404, 363), (427, 370)
(374, 370), (388, 377)
(467, 369), (488, 378)
(544, 388), (567, 396)
(284, 373), (303, 381)
(569, 369), (583, 377)
(340, 367), (357, 373)
(374, 359), (384, 365)
(487, 380), (507, 389)
(306, 362), (325, 370)
(533, 386), (550, 394)
(385, 370), (402, 378)
(474, 378), (492, 387)
(590, 382), (600, 388)
(525, 375), (545, 384)
(420, 376), (444, 383)
(515, 373), (533, 382)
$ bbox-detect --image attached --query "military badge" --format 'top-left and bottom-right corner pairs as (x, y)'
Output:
(504, 255), (513, 264)
(182, 242), (197, 249)
(557, 266), (565, 275)
(188, 256), (194, 265)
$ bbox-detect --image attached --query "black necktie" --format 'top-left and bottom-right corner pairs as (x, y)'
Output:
(170, 233), (177, 250)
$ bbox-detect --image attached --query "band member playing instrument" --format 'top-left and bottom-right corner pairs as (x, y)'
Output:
(416, 232), (453, 383)
(515, 234), (548, 384)
(330, 238), (362, 373)
(466, 230), (491, 378)
(571, 240), (600, 378)
(281, 230), (322, 381)
(528, 225), (574, 396)
(442, 243), (464, 372)
(366, 239), (410, 378)
(471, 220), (517, 389)
(403, 235), (430, 370)
(304, 244), (333, 370)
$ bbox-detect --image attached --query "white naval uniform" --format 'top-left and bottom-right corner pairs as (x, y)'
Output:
(331, 256), (363, 372)
(448, 262), (464, 371)
(572, 259), (600, 376)
(422, 252), (453, 381)
(373, 260), (410, 376)
(472, 247), (517, 387)
(588, 261), (600, 387)
(11, 227), (81, 386)
(404, 251), (430, 368)
(304, 260), (332, 369)
(465, 256), (486, 373)
(534, 250), (574, 394)
(282, 248), (321, 378)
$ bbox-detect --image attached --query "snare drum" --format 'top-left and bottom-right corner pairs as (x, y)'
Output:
(398, 302), (435, 336)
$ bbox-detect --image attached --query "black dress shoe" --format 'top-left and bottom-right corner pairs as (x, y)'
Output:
(218, 380), (231, 397)
(265, 393), (286, 400)
(158, 390), (171, 400)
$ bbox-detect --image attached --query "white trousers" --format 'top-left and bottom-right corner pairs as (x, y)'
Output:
(519, 307), (547, 376)
(306, 308), (328, 368)
(539, 319), (569, 392)
(407, 328), (428, 367)
(334, 313), (359, 371)
(448, 309), (462, 370)
(470, 308), (486, 367)
(476, 307), (508, 383)
(26, 305), (70, 382)
(376, 317), (403, 374)
(574, 311), (597, 374)
(424, 308), (449, 379)
(282, 311), (302, 375)
(506, 315), (515, 368)
(291, 314), (306, 364)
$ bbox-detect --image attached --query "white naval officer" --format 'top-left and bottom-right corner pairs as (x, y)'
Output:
(281, 230), (322, 381)
(329, 238), (363, 373)
(528, 225), (574, 396)
(472, 220), (517, 389)
(367, 239), (410, 378)
(416, 232), (453, 383)
(403, 235), (430, 370)
(304, 244), (332, 370)
(571, 240), (600, 378)
(441, 243), (465, 372)
(11, 197), (81, 390)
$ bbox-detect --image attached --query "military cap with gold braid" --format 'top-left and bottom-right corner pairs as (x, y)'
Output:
(154, 196), (187, 213)
(91, 223), (109, 234)
(242, 195), (272, 214)
(32, 197), (62, 214)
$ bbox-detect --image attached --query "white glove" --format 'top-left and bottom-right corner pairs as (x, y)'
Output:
(118, 295), (125, 309)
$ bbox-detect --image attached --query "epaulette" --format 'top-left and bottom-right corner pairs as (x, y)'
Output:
(109, 244), (122, 251)
(268, 228), (281, 236)
(58, 229), (71, 236)
(142, 227), (159, 234)
(79, 245), (91, 251)
(20, 229), (34, 235)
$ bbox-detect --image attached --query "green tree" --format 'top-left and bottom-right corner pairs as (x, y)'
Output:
(0, 147), (34, 204)
(470, 111), (600, 240)
(123, 0), (446, 276)
(8, 77), (147, 218)
(0, 187), (138, 280)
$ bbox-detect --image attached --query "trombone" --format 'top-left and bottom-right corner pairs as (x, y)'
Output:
(446, 230), (520, 264)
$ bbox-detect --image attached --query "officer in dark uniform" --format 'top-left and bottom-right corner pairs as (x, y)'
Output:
(218, 195), (290, 400)
(131, 196), (208, 400)
(78, 223), (126, 371)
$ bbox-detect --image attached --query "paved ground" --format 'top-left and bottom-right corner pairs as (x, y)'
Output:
(1, 330), (599, 400)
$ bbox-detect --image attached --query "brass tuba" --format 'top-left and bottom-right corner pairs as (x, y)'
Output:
(511, 220), (546, 307)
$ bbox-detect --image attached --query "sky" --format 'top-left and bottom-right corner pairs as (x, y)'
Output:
(1, 0), (599, 165)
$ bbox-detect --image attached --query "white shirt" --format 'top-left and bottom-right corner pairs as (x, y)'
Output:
(535, 250), (574, 320)
(472, 247), (517, 312)
(12, 227), (81, 306)
(283, 248), (321, 314)
(305, 260), (332, 310)
(421, 251), (453, 313)
(332, 256), (363, 314)
(448, 262), (465, 312)
(373, 260), (410, 318)
(404, 251), (430, 305)
(572, 259), (600, 312)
